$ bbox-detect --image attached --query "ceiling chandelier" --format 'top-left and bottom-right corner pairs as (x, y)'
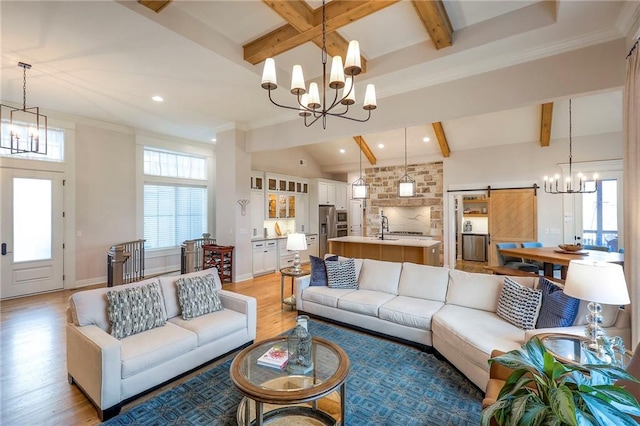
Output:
(398, 128), (416, 197)
(543, 99), (597, 194)
(260, 0), (377, 129)
(0, 62), (48, 155)
(352, 145), (369, 199)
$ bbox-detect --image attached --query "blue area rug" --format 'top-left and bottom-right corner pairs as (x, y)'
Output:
(104, 321), (482, 425)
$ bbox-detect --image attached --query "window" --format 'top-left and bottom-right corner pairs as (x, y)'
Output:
(581, 178), (618, 250)
(0, 122), (65, 161)
(143, 148), (208, 249)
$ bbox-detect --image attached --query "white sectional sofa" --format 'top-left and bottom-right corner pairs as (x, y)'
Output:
(66, 269), (257, 420)
(296, 258), (631, 390)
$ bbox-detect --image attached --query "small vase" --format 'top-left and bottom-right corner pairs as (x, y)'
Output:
(287, 319), (313, 374)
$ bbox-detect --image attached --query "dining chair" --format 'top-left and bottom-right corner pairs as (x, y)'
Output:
(521, 242), (560, 272)
(496, 243), (539, 273)
(583, 244), (611, 252)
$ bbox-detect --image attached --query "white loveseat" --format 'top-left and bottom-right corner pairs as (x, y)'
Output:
(296, 258), (631, 390)
(66, 269), (257, 420)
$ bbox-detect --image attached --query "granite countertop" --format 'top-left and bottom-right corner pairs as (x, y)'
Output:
(328, 236), (441, 248)
(251, 233), (317, 242)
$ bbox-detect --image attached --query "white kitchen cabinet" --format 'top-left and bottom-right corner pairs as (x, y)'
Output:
(252, 240), (277, 276)
(304, 234), (318, 263)
(336, 184), (348, 210)
(318, 181), (336, 205)
(277, 238), (295, 270)
(250, 190), (264, 238)
(296, 194), (308, 233)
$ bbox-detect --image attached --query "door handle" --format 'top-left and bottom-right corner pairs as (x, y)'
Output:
(1, 243), (7, 255)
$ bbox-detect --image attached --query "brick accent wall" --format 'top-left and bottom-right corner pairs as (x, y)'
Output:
(363, 161), (443, 240)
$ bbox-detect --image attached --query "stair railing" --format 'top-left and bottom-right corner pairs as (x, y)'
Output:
(107, 239), (145, 287)
(181, 233), (215, 274)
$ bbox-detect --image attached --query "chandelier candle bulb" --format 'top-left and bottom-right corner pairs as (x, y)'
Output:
(261, 58), (277, 89)
(344, 40), (362, 75)
(329, 56), (345, 88)
(363, 84), (377, 110)
(290, 65), (306, 95)
(342, 77), (356, 105)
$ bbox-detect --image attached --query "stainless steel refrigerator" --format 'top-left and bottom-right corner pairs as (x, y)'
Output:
(318, 205), (337, 258)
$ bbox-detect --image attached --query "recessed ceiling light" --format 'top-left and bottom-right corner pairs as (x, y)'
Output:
(152, 95), (164, 102)
(423, 137), (430, 142)
(211, 138), (217, 142)
(378, 143), (384, 148)
(339, 148), (345, 154)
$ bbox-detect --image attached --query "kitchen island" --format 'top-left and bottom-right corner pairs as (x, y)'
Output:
(328, 236), (441, 266)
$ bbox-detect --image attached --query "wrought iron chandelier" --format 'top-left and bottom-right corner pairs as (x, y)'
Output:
(260, 0), (377, 129)
(352, 145), (369, 199)
(544, 99), (597, 194)
(397, 128), (416, 197)
(1, 62), (48, 155)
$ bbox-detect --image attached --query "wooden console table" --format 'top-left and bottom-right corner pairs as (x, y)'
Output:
(203, 244), (234, 283)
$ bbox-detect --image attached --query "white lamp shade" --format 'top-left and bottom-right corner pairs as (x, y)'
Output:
(307, 82), (320, 109)
(286, 233), (307, 251)
(290, 65), (306, 94)
(341, 77), (355, 105)
(261, 58), (277, 89)
(563, 260), (630, 305)
(344, 40), (361, 75)
(398, 181), (415, 197)
(363, 84), (377, 109)
(329, 56), (345, 88)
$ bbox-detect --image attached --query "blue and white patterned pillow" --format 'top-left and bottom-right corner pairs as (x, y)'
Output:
(325, 258), (358, 289)
(177, 275), (223, 320)
(107, 281), (166, 339)
(496, 277), (543, 330)
(536, 277), (580, 328)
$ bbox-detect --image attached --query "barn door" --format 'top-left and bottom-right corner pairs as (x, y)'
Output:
(488, 188), (537, 266)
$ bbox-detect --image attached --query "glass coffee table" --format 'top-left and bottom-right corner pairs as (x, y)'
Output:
(230, 336), (349, 426)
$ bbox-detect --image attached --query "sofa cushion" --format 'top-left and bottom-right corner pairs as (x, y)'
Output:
(169, 308), (246, 346)
(447, 269), (537, 312)
(159, 269), (221, 319)
(325, 258), (358, 289)
(106, 281), (167, 339)
(432, 304), (524, 371)
(309, 255), (338, 286)
(357, 259), (402, 295)
(120, 322), (197, 378)
(398, 263), (449, 301)
(177, 275), (223, 320)
(69, 277), (163, 332)
(379, 296), (444, 330)
(337, 290), (395, 317)
(301, 286), (356, 308)
(536, 277), (580, 328)
(496, 277), (542, 330)
(328, 255), (364, 281)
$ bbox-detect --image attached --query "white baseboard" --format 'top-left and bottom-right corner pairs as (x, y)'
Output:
(234, 273), (253, 282)
(73, 277), (107, 288)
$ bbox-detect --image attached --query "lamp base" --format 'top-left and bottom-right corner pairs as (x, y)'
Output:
(584, 301), (605, 353)
(293, 252), (301, 273)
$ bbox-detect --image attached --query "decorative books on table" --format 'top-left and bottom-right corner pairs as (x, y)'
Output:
(257, 345), (289, 370)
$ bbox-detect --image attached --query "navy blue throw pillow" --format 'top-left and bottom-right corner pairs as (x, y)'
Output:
(309, 255), (338, 286)
(536, 277), (580, 328)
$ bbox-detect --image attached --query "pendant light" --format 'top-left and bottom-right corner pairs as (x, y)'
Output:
(397, 128), (415, 197)
(352, 146), (369, 199)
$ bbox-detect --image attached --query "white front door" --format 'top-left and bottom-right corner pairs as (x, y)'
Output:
(349, 200), (363, 236)
(0, 168), (64, 298)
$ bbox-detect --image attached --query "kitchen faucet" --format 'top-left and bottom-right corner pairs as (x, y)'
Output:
(380, 210), (389, 240)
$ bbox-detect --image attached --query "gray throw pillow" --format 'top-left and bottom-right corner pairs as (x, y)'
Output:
(106, 281), (166, 339)
(309, 255), (338, 286)
(496, 277), (542, 330)
(177, 275), (223, 320)
(325, 258), (358, 289)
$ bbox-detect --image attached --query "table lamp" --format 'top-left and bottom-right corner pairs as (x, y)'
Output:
(563, 260), (630, 354)
(286, 233), (307, 273)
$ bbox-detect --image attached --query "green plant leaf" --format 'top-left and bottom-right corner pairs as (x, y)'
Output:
(549, 386), (578, 426)
(481, 398), (510, 426)
(581, 393), (640, 426)
(582, 385), (640, 417)
(519, 399), (549, 426)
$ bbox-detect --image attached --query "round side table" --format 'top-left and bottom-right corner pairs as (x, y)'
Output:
(280, 267), (310, 310)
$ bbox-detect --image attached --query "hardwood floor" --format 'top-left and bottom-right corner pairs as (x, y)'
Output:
(0, 271), (299, 425)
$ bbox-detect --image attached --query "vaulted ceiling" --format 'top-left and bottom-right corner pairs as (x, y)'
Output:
(1, 1), (637, 172)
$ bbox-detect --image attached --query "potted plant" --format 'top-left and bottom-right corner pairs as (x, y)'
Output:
(481, 337), (640, 425)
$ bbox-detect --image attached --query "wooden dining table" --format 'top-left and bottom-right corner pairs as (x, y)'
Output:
(498, 246), (624, 279)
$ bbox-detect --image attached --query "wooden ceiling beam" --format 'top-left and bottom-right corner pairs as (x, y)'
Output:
(138, 0), (172, 13)
(244, 1), (398, 66)
(411, 0), (453, 50)
(432, 122), (451, 157)
(353, 136), (377, 165)
(540, 102), (553, 147)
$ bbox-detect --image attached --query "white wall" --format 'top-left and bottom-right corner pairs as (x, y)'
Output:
(251, 145), (331, 179)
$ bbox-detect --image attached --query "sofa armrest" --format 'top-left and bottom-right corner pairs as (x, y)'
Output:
(218, 290), (257, 340)
(296, 275), (311, 310)
(66, 323), (121, 410)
